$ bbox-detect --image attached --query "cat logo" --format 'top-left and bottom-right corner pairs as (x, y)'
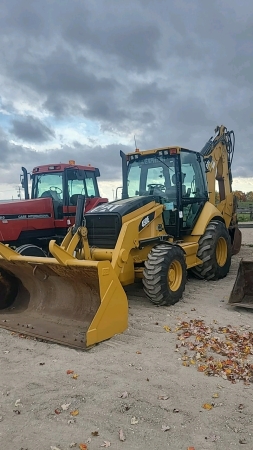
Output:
(141, 216), (150, 228)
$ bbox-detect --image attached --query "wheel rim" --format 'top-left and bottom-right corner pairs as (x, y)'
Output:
(167, 260), (182, 292)
(216, 237), (227, 267)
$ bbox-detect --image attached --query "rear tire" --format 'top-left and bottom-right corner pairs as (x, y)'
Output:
(16, 244), (46, 257)
(191, 220), (231, 280)
(143, 244), (187, 306)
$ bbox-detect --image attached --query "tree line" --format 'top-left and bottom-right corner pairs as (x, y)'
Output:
(215, 191), (253, 202)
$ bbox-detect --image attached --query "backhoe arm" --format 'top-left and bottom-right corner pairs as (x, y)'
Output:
(201, 125), (234, 203)
(200, 125), (235, 220)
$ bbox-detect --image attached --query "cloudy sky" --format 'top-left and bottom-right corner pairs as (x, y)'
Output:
(0, 0), (253, 200)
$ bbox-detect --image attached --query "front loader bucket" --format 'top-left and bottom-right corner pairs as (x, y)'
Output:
(0, 244), (128, 349)
(229, 259), (253, 308)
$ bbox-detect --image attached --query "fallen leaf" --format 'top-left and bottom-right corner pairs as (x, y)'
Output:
(158, 395), (169, 400)
(187, 447), (195, 450)
(69, 444), (77, 448)
(163, 325), (171, 332)
(55, 408), (61, 415)
(202, 403), (213, 410)
(61, 403), (71, 411)
(119, 429), (126, 441)
(100, 441), (111, 447)
(91, 430), (99, 436)
(72, 374), (79, 380)
(130, 416), (139, 424)
(161, 425), (171, 432)
(70, 409), (79, 416)
(79, 444), (87, 450)
(198, 365), (208, 372)
(67, 370), (74, 375)
(212, 393), (219, 398)
(120, 391), (129, 399)
(136, 351), (142, 354)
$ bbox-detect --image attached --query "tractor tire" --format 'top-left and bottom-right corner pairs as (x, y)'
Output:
(143, 244), (187, 306)
(16, 244), (46, 257)
(191, 220), (231, 280)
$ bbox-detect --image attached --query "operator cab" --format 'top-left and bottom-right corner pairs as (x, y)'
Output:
(30, 162), (100, 219)
(123, 147), (208, 237)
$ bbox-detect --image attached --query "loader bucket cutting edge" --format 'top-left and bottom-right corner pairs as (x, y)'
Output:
(0, 255), (128, 349)
(229, 259), (253, 308)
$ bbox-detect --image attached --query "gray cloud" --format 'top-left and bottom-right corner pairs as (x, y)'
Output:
(11, 116), (55, 142)
(0, 126), (129, 183)
(0, 0), (253, 182)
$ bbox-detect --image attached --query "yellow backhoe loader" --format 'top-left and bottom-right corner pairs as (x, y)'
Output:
(0, 125), (242, 349)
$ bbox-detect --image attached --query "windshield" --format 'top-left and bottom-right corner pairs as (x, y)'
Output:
(126, 151), (207, 200)
(32, 169), (99, 204)
(127, 155), (176, 198)
(32, 172), (63, 200)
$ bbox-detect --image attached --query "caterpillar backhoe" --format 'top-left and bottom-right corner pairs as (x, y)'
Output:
(0, 125), (242, 349)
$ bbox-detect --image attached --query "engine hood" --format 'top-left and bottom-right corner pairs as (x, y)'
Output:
(86, 195), (160, 218)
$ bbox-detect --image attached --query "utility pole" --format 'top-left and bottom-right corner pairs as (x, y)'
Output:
(16, 186), (22, 200)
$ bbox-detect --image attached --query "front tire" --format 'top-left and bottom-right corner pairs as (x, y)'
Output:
(143, 244), (187, 306)
(191, 220), (231, 280)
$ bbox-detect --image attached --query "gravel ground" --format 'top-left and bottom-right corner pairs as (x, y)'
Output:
(0, 228), (253, 450)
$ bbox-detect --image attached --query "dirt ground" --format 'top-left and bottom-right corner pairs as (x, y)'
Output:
(0, 229), (253, 450)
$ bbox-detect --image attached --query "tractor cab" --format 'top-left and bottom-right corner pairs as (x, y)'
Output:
(122, 147), (208, 237)
(21, 161), (102, 220)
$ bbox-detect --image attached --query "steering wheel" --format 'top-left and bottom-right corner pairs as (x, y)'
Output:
(49, 186), (62, 195)
(147, 183), (166, 192)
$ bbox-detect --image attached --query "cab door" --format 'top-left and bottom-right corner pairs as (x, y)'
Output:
(179, 150), (208, 235)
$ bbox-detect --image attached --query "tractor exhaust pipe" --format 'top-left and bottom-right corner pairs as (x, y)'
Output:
(120, 150), (128, 199)
(21, 167), (29, 200)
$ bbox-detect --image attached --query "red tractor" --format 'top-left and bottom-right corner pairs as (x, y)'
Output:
(0, 160), (108, 256)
